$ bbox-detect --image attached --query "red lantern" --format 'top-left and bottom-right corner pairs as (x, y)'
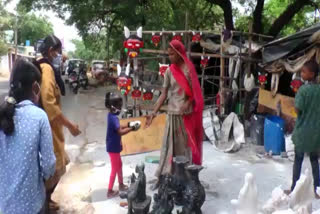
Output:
(291, 79), (303, 93)
(258, 72), (268, 85)
(192, 32), (202, 43)
(143, 88), (154, 101)
(159, 63), (169, 77)
(131, 87), (142, 99)
(172, 32), (183, 42)
(200, 56), (209, 68)
(151, 33), (161, 47)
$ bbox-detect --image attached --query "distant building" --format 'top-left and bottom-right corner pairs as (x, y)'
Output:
(0, 45), (35, 73)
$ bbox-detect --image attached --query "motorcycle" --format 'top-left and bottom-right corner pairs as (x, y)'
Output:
(68, 70), (79, 94)
(78, 64), (89, 89)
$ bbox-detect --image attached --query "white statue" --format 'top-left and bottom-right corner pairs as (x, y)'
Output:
(263, 186), (289, 214)
(231, 173), (258, 214)
(289, 169), (314, 212)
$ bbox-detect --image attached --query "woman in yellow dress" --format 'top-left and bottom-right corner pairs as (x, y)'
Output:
(36, 35), (81, 211)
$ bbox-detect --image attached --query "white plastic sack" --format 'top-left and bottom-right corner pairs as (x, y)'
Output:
(244, 73), (255, 92)
(219, 112), (245, 153)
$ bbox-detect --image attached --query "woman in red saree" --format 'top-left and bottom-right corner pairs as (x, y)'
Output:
(146, 40), (204, 185)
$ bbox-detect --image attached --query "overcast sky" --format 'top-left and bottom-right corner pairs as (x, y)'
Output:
(5, 0), (80, 52)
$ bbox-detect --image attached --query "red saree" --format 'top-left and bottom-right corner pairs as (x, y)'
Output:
(169, 40), (204, 165)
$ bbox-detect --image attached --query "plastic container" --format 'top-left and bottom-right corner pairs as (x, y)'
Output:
(264, 115), (285, 155)
(250, 114), (266, 145)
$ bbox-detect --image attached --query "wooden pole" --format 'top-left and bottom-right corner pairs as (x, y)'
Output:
(130, 30), (273, 39)
(247, 22), (253, 77)
(220, 28), (225, 115)
(201, 49), (205, 93)
(142, 49), (237, 59)
(161, 29), (166, 64)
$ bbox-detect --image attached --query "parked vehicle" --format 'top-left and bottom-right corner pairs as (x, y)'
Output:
(65, 59), (85, 76)
(91, 60), (107, 81)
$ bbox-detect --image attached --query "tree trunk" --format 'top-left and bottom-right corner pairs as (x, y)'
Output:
(268, 0), (312, 37)
(252, 0), (265, 34)
(206, 0), (234, 30)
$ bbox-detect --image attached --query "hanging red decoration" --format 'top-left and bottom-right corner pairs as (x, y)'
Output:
(131, 87), (142, 99)
(116, 64), (132, 95)
(192, 32), (202, 43)
(200, 56), (210, 68)
(290, 74), (303, 93)
(171, 32), (183, 42)
(159, 63), (169, 77)
(143, 88), (154, 101)
(123, 26), (144, 58)
(290, 79), (303, 93)
(151, 32), (161, 47)
(258, 72), (268, 85)
(117, 77), (132, 95)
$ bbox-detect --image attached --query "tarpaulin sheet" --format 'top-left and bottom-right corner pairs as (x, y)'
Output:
(262, 24), (320, 64)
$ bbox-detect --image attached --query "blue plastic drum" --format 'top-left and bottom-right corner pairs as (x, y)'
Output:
(264, 115), (285, 155)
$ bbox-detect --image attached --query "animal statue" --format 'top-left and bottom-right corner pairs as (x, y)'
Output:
(262, 186), (289, 214)
(159, 63), (169, 77)
(123, 26), (144, 58)
(289, 169), (314, 212)
(116, 64), (132, 95)
(120, 163), (151, 214)
(231, 172), (258, 214)
(150, 175), (175, 214)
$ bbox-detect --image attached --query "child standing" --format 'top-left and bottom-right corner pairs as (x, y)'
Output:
(289, 60), (320, 197)
(105, 92), (140, 198)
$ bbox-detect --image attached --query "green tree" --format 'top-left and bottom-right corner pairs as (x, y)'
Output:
(0, 3), (12, 56)
(19, 0), (224, 60)
(17, 12), (54, 45)
(71, 35), (108, 62)
(206, 0), (318, 36)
